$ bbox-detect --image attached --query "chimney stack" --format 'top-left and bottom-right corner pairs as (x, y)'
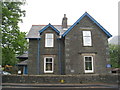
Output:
(62, 14), (67, 29)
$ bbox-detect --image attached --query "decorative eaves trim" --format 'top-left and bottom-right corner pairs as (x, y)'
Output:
(39, 23), (60, 35)
(62, 12), (112, 38)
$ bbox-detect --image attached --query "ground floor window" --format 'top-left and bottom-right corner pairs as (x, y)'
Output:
(44, 57), (54, 73)
(84, 56), (94, 73)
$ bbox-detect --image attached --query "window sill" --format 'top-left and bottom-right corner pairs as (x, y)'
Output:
(44, 47), (54, 48)
(83, 46), (93, 47)
(44, 71), (53, 73)
(85, 71), (94, 74)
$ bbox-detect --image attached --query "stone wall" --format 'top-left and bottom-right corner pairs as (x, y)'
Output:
(2, 74), (119, 84)
(28, 27), (64, 75)
(64, 16), (109, 74)
(28, 15), (110, 75)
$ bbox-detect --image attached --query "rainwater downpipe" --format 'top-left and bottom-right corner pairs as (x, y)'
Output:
(37, 38), (40, 74)
(58, 38), (62, 74)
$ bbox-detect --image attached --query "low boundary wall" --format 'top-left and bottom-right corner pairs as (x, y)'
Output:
(2, 74), (119, 84)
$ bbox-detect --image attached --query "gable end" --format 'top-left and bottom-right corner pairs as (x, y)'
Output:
(62, 12), (112, 38)
(39, 23), (60, 35)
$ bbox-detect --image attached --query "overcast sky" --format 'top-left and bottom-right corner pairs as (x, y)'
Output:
(19, 0), (119, 38)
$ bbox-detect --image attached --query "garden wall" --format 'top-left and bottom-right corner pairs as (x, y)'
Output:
(2, 74), (119, 84)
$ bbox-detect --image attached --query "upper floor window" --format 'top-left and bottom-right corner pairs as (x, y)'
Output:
(83, 31), (92, 46)
(45, 33), (54, 47)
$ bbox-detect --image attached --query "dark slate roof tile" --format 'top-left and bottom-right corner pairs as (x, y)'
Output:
(17, 60), (28, 65)
(26, 25), (71, 39)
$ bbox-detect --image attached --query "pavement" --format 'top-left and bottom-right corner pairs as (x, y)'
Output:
(2, 83), (119, 88)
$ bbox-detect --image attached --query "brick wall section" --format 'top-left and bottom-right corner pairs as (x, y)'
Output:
(2, 74), (119, 84)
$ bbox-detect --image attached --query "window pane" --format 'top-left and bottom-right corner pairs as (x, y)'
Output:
(45, 34), (54, 47)
(83, 37), (91, 46)
(46, 39), (53, 47)
(85, 62), (92, 70)
(84, 56), (93, 73)
(44, 57), (54, 73)
(46, 63), (52, 71)
(46, 58), (52, 62)
(85, 57), (92, 62)
(46, 34), (53, 38)
(83, 31), (91, 36)
(83, 31), (92, 46)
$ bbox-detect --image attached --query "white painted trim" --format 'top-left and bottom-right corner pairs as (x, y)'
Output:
(83, 31), (92, 46)
(45, 33), (54, 47)
(84, 56), (94, 73)
(44, 57), (54, 73)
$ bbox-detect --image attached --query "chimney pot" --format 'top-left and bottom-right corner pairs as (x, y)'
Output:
(62, 14), (67, 29)
(64, 14), (66, 17)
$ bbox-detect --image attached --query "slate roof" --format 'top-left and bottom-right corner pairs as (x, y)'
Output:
(17, 60), (28, 65)
(17, 52), (28, 59)
(26, 24), (71, 39)
(26, 12), (112, 39)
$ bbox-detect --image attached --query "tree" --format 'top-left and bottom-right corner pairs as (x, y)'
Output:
(2, 1), (28, 66)
(109, 44), (120, 68)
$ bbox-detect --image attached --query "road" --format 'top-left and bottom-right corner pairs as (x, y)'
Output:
(2, 83), (119, 90)
(2, 87), (120, 90)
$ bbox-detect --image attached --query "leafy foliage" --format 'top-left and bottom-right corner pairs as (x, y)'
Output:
(2, 2), (28, 66)
(109, 44), (120, 68)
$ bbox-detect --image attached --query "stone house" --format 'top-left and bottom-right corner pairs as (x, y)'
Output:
(26, 12), (112, 75)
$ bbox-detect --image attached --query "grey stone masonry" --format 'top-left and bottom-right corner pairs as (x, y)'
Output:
(27, 13), (112, 75)
(2, 74), (119, 84)
(64, 16), (109, 75)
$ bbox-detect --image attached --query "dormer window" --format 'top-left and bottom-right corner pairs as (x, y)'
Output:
(45, 33), (54, 47)
(83, 31), (92, 46)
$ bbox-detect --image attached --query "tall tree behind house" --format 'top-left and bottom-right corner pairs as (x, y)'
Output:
(2, 1), (28, 66)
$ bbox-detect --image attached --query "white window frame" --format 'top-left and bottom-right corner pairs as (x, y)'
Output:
(83, 31), (92, 46)
(84, 56), (94, 73)
(44, 57), (54, 73)
(45, 33), (54, 47)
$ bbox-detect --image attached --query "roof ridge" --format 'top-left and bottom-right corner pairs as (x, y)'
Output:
(32, 25), (71, 26)
(32, 25), (46, 26)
